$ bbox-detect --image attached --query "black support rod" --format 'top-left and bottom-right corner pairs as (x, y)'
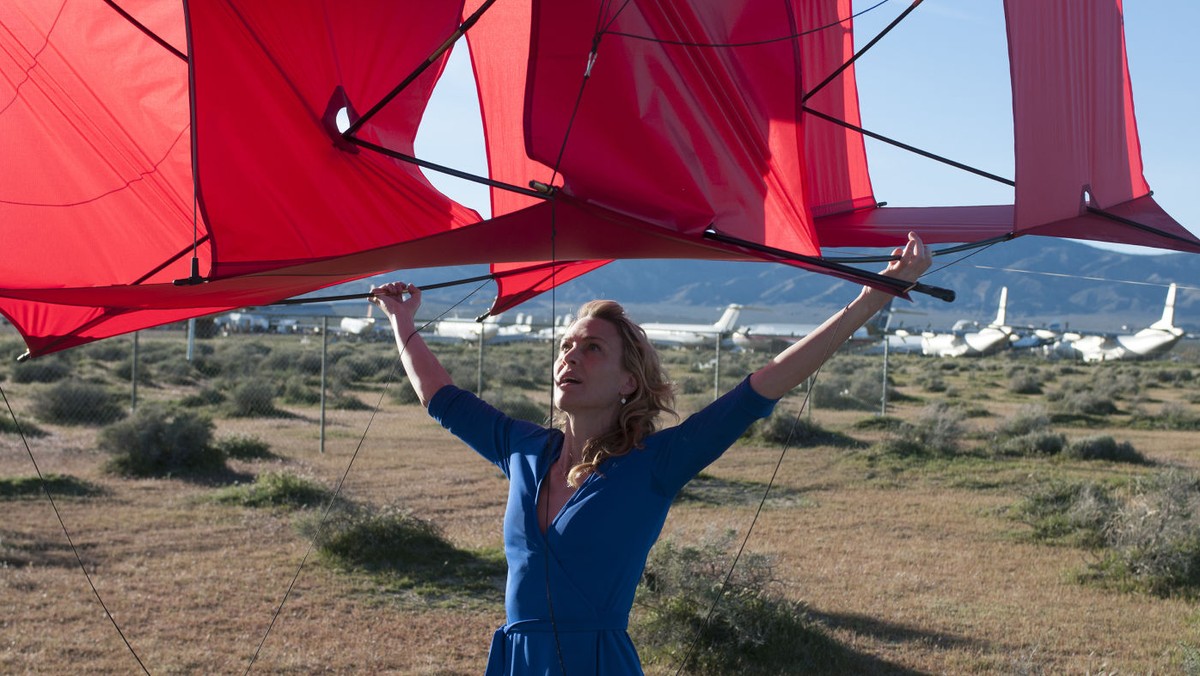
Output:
(343, 0), (497, 139)
(703, 228), (956, 302)
(1086, 206), (1200, 249)
(802, 0), (924, 104)
(803, 106), (1015, 188)
(269, 261), (575, 306)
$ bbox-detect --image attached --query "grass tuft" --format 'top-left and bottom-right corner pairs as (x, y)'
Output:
(211, 471), (332, 509)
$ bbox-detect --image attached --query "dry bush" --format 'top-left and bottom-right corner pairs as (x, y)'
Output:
(634, 531), (845, 675)
(33, 380), (125, 426)
(99, 405), (223, 477)
(1063, 435), (1146, 464)
(1093, 470), (1200, 598)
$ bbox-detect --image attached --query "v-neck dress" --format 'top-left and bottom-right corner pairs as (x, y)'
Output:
(428, 376), (777, 675)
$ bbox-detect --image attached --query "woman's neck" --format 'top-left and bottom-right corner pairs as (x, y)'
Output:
(559, 408), (618, 460)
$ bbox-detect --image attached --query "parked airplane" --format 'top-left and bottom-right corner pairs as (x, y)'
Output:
(338, 303), (378, 337)
(640, 304), (742, 348)
(731, 303), (891, 352)
(492, 313), (537, 344)
(1051, 283), (1184, 362)
(920, 287), (1014, 357)
(417, 314), (502, 344)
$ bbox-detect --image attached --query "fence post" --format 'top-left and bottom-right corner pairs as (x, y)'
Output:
(713, 331), (721, 401)
(131, 331), (139, 412)
(186, 318), (196, 361)
(880, 336), (890, 416)
(477, 334), (484, 394)
(320, 316), (327, 454)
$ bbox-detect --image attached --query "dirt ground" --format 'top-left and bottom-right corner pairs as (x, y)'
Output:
(3, 353), (1200, 674)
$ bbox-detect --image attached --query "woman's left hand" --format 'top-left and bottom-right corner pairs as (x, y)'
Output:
(880, 231), (932, 287)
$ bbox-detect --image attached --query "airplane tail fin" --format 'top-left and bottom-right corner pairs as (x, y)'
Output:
(712, 304), (743, 333)
(1149, 283), (1178, 330)
(990, 287), (1008, 328)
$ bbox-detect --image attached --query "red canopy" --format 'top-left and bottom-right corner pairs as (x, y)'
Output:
(2, 0), (1197, 357)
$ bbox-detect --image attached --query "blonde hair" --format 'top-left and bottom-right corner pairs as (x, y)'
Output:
(562, 300), (676, 487)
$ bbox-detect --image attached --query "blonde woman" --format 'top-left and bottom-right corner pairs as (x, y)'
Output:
(371, 232), (930, 675)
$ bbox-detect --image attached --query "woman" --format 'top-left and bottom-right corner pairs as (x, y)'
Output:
(371, 233), (930, 675)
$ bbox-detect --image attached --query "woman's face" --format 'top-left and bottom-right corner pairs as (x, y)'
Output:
(554, 316), (636, 414)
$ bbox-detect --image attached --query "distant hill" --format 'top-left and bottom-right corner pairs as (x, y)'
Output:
(315, 237), (1200, 334)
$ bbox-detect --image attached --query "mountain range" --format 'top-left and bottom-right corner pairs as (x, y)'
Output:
(335, 237), (1200, 334)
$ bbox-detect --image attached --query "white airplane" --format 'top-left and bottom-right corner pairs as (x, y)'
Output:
(492, 313), (537, 344)
(420, 314), (502, 344)
(1051, 283), (1184, 362)
(731, 304), (890, 352)
(920, 287), (1014, 357)
(339, 303), (378, 336)
(863, 328), (927, 354)
(640, 304), (742, 348)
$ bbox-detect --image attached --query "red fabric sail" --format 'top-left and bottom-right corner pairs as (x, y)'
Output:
(2, 0), (1199, 357)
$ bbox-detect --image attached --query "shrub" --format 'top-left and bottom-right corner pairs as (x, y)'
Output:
(12, 357), (70, 384)
(210, 341), (272, 378)
(877, 402), (967, 458)
(633, 531), (845, 674)
(1090, 471), (1200, 598)
(298, 504), (506, 599)
(990, 406), (1066, 457)
(1015, 472), (1200, 598)
(112, 357), (153, 384)
(215, 434), (274, 460)
(280, 375), (321, 405)
(1063, 435), (1147, 464)
(994, 405), (1051, 438)
(1, 412), (48, 438)
(811, 372), (877, 411)
(0, 474), (101, 499)
(212, 471), (331, 509)
(1008, 371), (1043, 395)
(78, 340), (129, 362)
(485, 390), (549, 424)
(677, 375), (709, 395)
(388, 378), (422, 405)
(1130, 402), (1200, 431)
(156, 358), (202, 385)
(179, 386), (226, 408)
(33, 381), (125, 426)
(754, 413), (851, 448)
(1010, 480), (1116, 547)
(1052, 387), (1118, 417)
(227, 380), (281, 417)
(993, 431), (1066, 457)
(99, 405), (223, 477)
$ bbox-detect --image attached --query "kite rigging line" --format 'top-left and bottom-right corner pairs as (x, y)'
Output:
(601, 0), (893, 48)
(103, 0), (187, 62)
(704, 228), (955, 302)
(243, 279), (492, 674)
(266, 262), (575, 309)
(971, 265), (1198, 291)
(1, 384), (151, 676)
(669, 3), (932, 671)
(673, 302), (849, 676)
(338, 0), (549, 202)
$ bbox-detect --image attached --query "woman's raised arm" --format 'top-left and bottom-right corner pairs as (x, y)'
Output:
(749, 232), (932, 400)
(370, 282), (453, 407)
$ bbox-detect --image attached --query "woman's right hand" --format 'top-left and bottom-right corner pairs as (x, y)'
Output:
(370, 281), (421, 328)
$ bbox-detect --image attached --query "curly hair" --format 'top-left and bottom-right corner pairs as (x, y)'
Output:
(562, 300), (676, 487)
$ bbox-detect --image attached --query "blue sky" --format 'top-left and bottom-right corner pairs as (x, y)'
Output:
(415, 0), (1199, 255)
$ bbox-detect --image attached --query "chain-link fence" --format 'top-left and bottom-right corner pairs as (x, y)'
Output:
(1, 316), (791, 462)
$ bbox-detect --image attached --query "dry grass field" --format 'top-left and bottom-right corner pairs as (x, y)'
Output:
(2, 330), (1199, 674)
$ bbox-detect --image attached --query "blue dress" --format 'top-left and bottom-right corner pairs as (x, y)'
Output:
(428, 377), (777, 675)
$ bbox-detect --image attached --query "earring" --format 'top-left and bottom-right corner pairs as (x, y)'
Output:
(620, 396), (627, 405)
